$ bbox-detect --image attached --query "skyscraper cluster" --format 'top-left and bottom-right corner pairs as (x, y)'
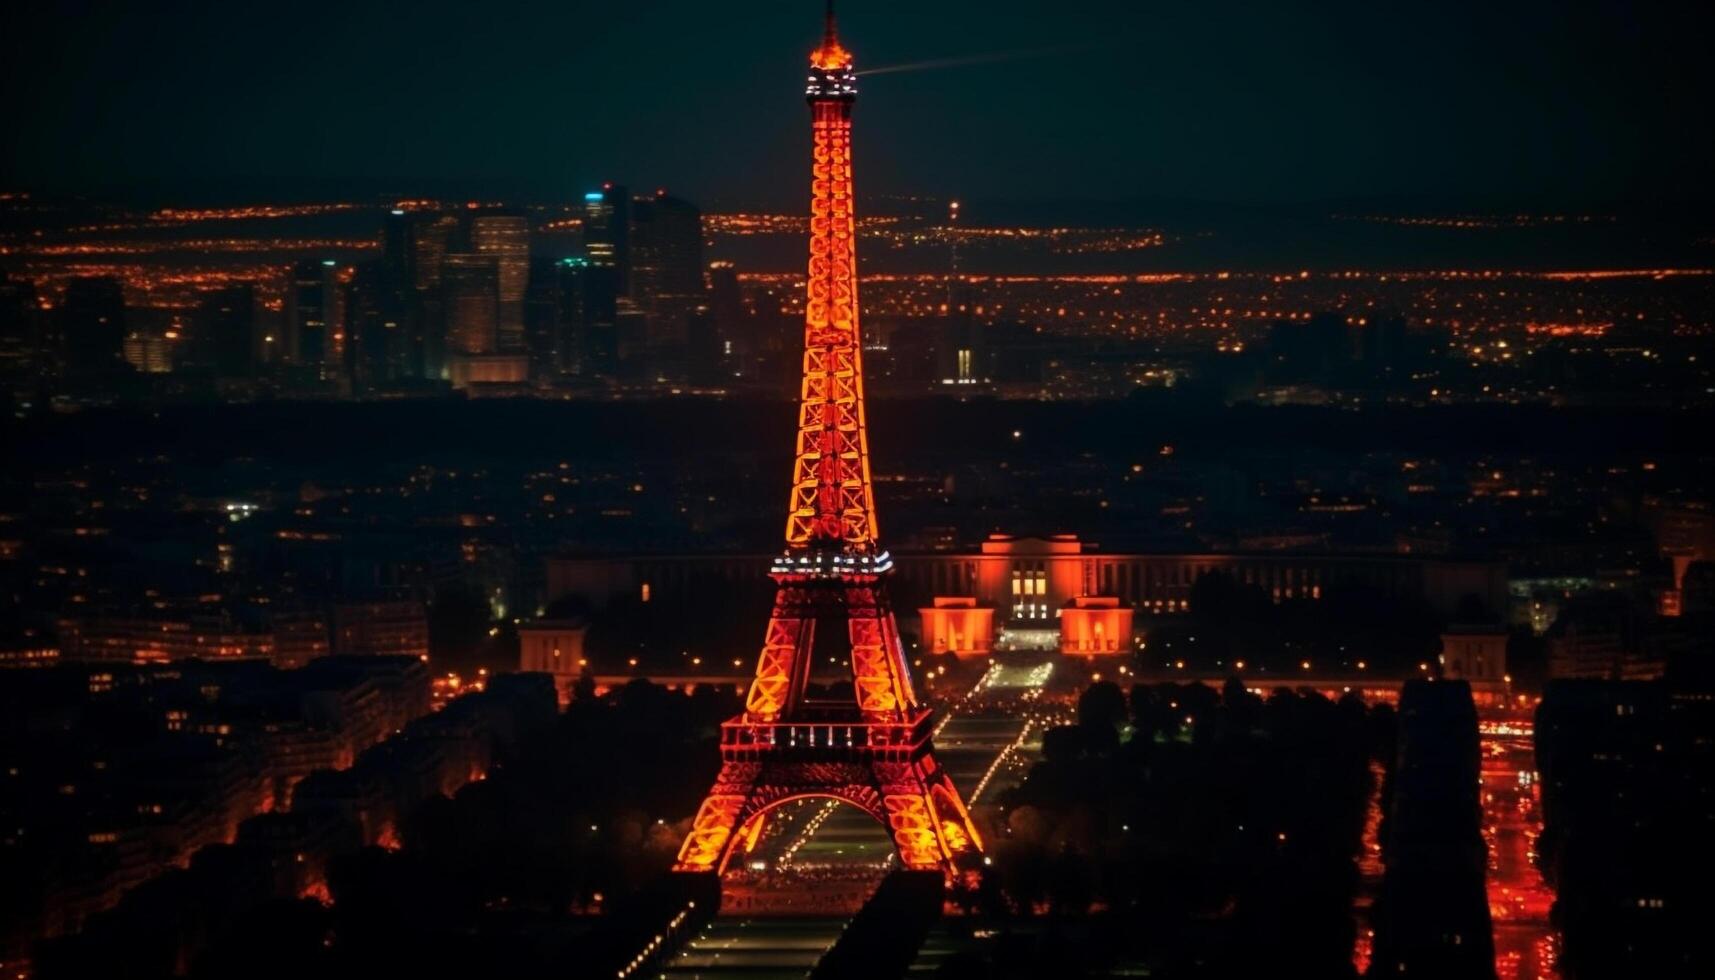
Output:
(334, 189), (716, 392)
(0, 187), (743, 401)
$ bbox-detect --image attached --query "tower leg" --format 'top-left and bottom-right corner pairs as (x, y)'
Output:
(844, 583), (917, 717)
(848, 605), (901, 715)
(744, 600), (812, 720)
(734, 810), (767, 857)
(676, 794), (746, 872)
(678, 581), (982, 877)
(877, 754), (983, 871)
(674, 763), (760, 872)
(882, 792), (947, 869)
(928, 769), (983, 854)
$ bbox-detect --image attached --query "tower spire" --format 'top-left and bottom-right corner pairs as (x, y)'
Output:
(810, 0), (854, 75)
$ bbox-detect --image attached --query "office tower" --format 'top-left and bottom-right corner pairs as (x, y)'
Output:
(579, 261), (620, 378)
(583, 184), (631, 296)
(344, 263), (405, 384)
(286, 259), (344, 371)
(442, 253), (500, 356)
(195, 284), (256, 377)
(372, 208), (420, 379)
(629, 190), (704, 314)
(410, 213), (458, 292)
(525, 255), (600, 377)
(400, 212), (458, 381)
(57, 276), (127, 374)
(381, 208), (412, 287)
(523, 256), (564, 377)
(706, 260), (753, 378)
(612, 298), (650, 373)
(471, 212), (530, 351)
(707, 260), (740, 320)
(685, 306), (722, 385)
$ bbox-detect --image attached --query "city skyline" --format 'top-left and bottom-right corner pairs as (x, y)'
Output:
(3, 4), (1711, 979)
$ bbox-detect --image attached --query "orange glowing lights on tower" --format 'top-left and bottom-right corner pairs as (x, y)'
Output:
(675, 3), (982, 878)
(810, 21), (852, 71)
(790, 0), (871, 552)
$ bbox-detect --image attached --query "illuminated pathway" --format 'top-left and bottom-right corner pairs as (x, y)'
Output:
(1479, 710), (1559, 980)
(1350, 759), (1387, 974)
(663, 661), (1047, 979)
(662, 917), (854, 979)
(1353, 698), (1560, 978)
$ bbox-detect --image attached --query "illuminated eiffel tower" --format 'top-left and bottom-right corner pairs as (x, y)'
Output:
(674, 2), (982, 877)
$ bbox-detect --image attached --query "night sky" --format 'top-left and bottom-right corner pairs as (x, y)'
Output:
(5, 0), (1712, 207)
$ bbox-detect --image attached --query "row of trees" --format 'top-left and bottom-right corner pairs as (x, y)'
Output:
(960, 679), (1392, 977)
(1147, 573), (1456, 675)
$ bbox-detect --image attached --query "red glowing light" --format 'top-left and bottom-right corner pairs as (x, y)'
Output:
(811, 40), (853, 71)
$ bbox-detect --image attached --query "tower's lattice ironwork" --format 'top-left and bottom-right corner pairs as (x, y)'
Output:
(675, 4), (983, 877)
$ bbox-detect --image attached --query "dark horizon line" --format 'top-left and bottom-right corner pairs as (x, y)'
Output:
(7, 177), (1715, 218)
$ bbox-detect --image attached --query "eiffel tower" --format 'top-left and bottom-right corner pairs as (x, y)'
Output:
(674, 3), (982, 877)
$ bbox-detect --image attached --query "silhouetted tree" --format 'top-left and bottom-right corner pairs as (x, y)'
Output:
(1078, 681), (1127, 736)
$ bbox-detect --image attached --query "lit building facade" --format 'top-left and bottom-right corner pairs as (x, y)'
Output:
(121, 327), (174, 373)
(331, 599), (430, 660)
(443, 252), (500, 355)
(471, 212), (531, 350)
(1059, 595), (1134, 655)
(1439, 626), (1509, 684)
(446, 352), (529, 388)
(55, 614), (275, 663)
(409, 213), (459, 291)
(917, 596), (996, 657)
(583, 185), (631, 294)
(54, 606), (331, 669)
(547, 532), (1507, 631)
(517, 618), (588, 704)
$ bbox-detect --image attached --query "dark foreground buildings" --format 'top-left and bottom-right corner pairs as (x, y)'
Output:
(1368, 680), (1497, 977)
(19, 671), (556, 979)
(1536, 675), (1715, 979)
(0, 657), (431, 956)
